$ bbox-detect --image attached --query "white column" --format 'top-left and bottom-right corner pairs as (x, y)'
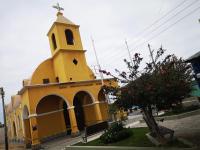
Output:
(21, 112), (25, 136)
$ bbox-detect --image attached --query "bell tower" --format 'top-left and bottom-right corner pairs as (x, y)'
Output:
(47, 12), (84, 54)
(47, 4), (95, 83)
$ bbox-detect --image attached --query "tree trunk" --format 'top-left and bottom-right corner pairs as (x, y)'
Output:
(142, 106), (167, 144)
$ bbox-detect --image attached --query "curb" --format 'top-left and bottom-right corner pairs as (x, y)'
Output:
(65, 145), (198, 150)
(177, 138), (195, 148)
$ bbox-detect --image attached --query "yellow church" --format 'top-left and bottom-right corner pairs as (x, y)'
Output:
(5, 7), (117, 149)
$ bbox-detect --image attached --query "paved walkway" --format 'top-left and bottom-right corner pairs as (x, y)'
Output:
(128, 114), (200, 147)
(127, 112), (200, 129)
(42, 114), (200, 149)
(1, 114), (200, 149)
(41, 132), (103, 150)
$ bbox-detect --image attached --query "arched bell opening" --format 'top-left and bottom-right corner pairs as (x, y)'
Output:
(65, 29), (74, 45)
(51, 33), (57, 50)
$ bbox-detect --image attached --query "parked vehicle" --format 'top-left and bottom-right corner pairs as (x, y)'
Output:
(132, 105), (140, 111)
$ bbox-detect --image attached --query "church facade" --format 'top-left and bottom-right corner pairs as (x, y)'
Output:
(5, 11), (117, 148)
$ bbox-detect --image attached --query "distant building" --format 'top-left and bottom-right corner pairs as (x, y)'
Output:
(5, 11), (117, 149)
(185, 51), (200, 87)
(190, 80), (200, 97)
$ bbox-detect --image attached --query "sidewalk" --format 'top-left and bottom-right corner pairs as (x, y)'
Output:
(66, 114), (200, 149)
(0, 143), (25, 150)
(41, 132), (103, 150)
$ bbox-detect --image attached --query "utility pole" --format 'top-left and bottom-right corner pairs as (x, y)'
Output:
(91, 37), (104, 86)
(148, 44), (156, 68)
(91, 37), (111, 104)
(0, 87), (8, 150)
(125, 39), (135, 67)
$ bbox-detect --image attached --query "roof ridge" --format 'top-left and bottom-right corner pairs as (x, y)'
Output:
(55, 12), (75, 25)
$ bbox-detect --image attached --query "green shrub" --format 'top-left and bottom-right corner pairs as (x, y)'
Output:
(109, 121), (124, 132)
(100, 122), (133, 144)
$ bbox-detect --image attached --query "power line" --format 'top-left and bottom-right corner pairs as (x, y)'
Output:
(131, 5), (200, 51)
(105, 5), (200, 65)
(134, 0), (189, 38)
(129, 0), (199, 48)
(104, 1), (199, 63)
(99, 0), (189, 59)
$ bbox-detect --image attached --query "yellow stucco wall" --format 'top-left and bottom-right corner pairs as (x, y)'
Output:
(99, 103), (109, 121)
(83, 105), (96, 126)
(5, 12), (118, 148)
(62, 51), (91, 81)
(37, 112), (66, 138)
(52, 52), (67, 82)
(31, 59), (56, 85)
(27, 80), (114, 111)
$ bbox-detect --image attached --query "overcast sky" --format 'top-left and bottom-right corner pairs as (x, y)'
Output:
(0, 0), (200, 122)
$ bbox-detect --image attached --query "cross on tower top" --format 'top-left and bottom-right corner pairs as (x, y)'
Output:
(53, 3), (64, 12)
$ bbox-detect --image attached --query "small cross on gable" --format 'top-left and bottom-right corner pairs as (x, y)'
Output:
(53, 3), (64, 12)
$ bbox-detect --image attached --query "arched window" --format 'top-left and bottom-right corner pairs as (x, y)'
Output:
(51, 33), (57, 50)
(65, 29), (74, 45)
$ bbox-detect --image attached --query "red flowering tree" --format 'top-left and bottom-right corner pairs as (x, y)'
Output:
(101, 44), (192, 144)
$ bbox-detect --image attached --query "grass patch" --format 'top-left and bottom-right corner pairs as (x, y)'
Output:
(75, 127), (189, 148)
(75, 127), (153, 147)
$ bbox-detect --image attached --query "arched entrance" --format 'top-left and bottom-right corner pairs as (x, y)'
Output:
(98, 89), (109, 121)
(73, 91), (93, 131)
(13, 122), (17, 138)
(36, 95), (70, 140)
(98, 89), (107, 102)
(23, 105), (31, 146)
(63, 101), (71, 133)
